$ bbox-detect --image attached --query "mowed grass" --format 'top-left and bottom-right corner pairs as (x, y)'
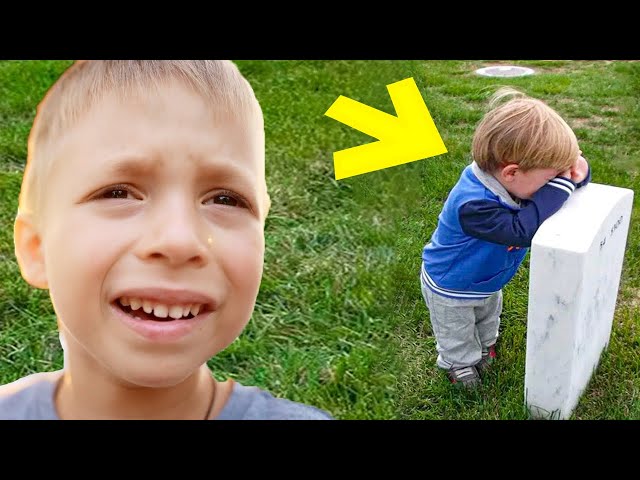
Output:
(0, 60), (638, 419)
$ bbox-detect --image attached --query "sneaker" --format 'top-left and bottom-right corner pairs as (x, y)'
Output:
(476, 344), (497, 374)
(447, 365), (481, 388)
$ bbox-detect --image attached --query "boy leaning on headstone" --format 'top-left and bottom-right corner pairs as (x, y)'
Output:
(420, 87), (591, 388)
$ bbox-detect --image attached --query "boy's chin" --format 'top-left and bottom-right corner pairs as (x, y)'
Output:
(109, 360), (209, 389)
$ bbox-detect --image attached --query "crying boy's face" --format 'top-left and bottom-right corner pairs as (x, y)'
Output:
(31, 81), (267, 387)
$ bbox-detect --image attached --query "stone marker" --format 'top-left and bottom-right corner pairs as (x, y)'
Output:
(525, 182), (634, 419)
(475, 66), (535, 77)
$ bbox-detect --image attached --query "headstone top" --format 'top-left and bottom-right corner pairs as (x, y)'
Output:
(533, 183), (634, 253)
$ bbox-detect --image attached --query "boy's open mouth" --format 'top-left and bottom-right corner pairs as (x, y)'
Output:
(115, 297), (203, 322)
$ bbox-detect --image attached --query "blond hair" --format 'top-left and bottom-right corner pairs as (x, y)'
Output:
(18, 60), (264, 220)
(472, 87), (579, 172)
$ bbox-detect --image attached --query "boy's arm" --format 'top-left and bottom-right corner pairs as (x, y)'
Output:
(459, 176), (577, 248)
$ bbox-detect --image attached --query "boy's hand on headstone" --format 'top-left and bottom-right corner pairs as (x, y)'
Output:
(570, 155), (589, 184)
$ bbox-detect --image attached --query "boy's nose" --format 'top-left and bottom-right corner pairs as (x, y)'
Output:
(136, 200), (211, 268)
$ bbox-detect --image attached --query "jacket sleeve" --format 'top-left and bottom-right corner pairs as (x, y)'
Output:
(459, 176), (577, 248)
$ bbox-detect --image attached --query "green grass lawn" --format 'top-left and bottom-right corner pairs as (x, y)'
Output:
(0, 60), (638, 419)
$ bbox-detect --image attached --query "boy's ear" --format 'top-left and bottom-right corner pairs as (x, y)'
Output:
(499, 164), (519, 183)
(14, 213), (48, 289)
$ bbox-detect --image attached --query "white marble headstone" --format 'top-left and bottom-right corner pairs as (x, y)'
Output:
(525, 182), (634, 419)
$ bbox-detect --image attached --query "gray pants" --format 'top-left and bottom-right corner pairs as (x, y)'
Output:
(420, 281), (502, 370)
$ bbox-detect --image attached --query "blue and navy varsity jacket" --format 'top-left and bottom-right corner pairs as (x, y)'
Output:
(421, 162), (591, 299)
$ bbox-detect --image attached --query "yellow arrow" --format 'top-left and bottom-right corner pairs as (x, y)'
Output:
(325, 77), (447, 180)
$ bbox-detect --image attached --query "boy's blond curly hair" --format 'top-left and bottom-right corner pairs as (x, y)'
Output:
(472, 87), (579, 173)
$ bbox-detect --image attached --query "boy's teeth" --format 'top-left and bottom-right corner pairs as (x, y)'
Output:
(118, 297), (203, 319)
(153, 304), (169, 318)
(169, 305), (184, 319)
(143, 300), (153, 314)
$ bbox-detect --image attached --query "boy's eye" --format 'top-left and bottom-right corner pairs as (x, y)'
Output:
(96, 185), (138, 200)
(104, 189), (130, 199)
(204, 192), (248, 209)
(215, 195), (239, 207)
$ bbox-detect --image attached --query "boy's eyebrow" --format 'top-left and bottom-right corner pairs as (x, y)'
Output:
(105, 155), (156, 177)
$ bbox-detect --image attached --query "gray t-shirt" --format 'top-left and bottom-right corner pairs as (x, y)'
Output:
(0, 371), (332, 420)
